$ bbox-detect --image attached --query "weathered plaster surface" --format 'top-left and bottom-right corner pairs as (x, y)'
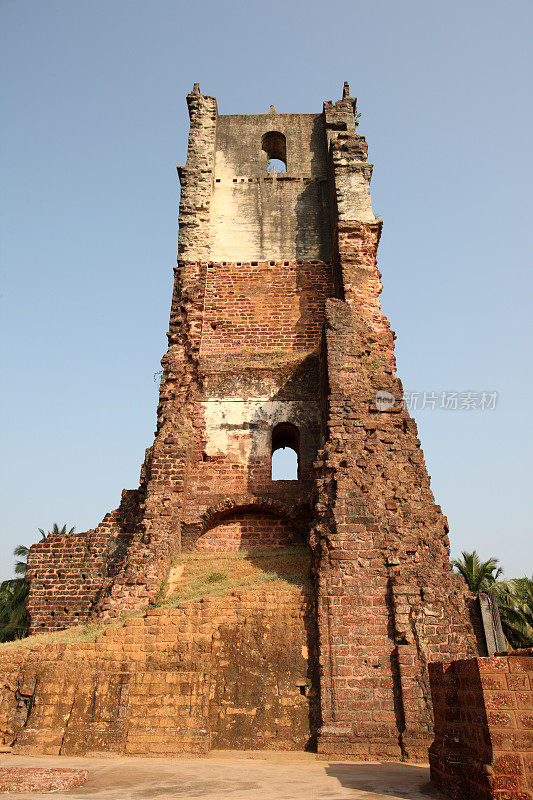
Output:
(201, 399), (318, 460)
(209, 114), (330, 261)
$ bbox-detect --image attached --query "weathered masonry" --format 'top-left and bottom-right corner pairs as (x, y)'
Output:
(6, 84), (484, 760)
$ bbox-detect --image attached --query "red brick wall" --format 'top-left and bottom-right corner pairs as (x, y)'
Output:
(185, 447), (311, 509)
(26, 490), (140, 633)
(195, 511), (302, 551)
(429, 650), (533, 800)
(26, 531), (113, 632)
(200, 260), (333, 354)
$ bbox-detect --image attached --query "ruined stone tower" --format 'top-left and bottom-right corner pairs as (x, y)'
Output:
(14, 83), (482, 760)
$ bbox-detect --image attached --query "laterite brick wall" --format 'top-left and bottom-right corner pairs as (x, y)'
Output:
(26, 490), (139, 632)
(200, 260), (333, 354)
(313, 222), (481, 761)
(194, 511), (302, 551)
(0, 587), (317, 756)
(25, 531), (114, 632)
(429, 650), (533, 800)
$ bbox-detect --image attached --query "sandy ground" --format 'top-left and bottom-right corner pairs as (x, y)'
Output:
(0, 751), (447, 800)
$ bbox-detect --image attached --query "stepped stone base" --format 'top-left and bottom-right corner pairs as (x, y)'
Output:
(0, 586), (317, 756)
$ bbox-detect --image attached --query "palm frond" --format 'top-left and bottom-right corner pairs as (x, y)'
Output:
(452, 550), (502, 593)
(0, 578), (29, 642)
(47, 523), (76, 536)
(493, 577), (533, 649)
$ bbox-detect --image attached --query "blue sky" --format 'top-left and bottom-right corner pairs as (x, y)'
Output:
(1, 0), (532, 580)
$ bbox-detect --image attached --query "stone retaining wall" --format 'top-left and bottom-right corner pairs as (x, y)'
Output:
(0, 587), (317, 756)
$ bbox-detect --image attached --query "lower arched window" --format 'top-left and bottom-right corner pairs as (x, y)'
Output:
(271, 423), (299, 481)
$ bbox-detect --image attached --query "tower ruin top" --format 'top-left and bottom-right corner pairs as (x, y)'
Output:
(177, 83), (374, 263)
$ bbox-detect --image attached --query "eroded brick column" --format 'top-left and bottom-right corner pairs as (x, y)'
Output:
(93, 88), (218, 620)
(314, 87), (481, 759)
(314, 231), (480, 757)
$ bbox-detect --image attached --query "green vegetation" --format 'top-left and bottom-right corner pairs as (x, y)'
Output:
(452, 550), (533, 648)
(0, 622), (104, 651)
(490, 577), (533, 649)
(203, 348), (310, 370)
(0, 541), (31, 642)
(38, 523), (76, 540)
(361, 353), (387, 371)
(452, 551), (503, 593)
(206, 571), (227, 584)
(0, 546), (311, 651)
(14, 544), (29, 577)
(0, 578), (29, 642)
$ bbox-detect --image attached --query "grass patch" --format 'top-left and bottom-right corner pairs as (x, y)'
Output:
(157, 546), (311, 608)
(0, 547), (312, 651)
(0, 622), (105, 651)
(206, 571), (227, 583)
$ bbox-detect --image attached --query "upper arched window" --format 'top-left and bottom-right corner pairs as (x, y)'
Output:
(262, 131), (287, 174)
(271, 423), (299, 480)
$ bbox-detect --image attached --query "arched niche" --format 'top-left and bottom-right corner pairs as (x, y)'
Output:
(195, 506), (304, 552)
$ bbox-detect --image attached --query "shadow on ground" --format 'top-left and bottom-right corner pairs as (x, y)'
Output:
(325, 763), (445, 800)
(0, 754), (448, 800)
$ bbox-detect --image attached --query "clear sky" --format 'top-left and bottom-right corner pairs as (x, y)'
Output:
(1, 0), (532, 581)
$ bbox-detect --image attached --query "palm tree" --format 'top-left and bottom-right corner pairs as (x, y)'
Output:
(0, 578), (29, 642)
(452, 550), (503, 592)
(38, 523), (75, 540)
(0, 542), (31, 641)
(493, 577), (533, 649)
(13, 544), (29, 577)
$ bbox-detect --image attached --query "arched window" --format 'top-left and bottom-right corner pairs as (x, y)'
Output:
(271, 423), (299, 481)
(262, 131), (287, 174)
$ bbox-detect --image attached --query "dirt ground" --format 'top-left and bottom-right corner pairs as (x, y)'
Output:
(0, 751), (447, 800)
